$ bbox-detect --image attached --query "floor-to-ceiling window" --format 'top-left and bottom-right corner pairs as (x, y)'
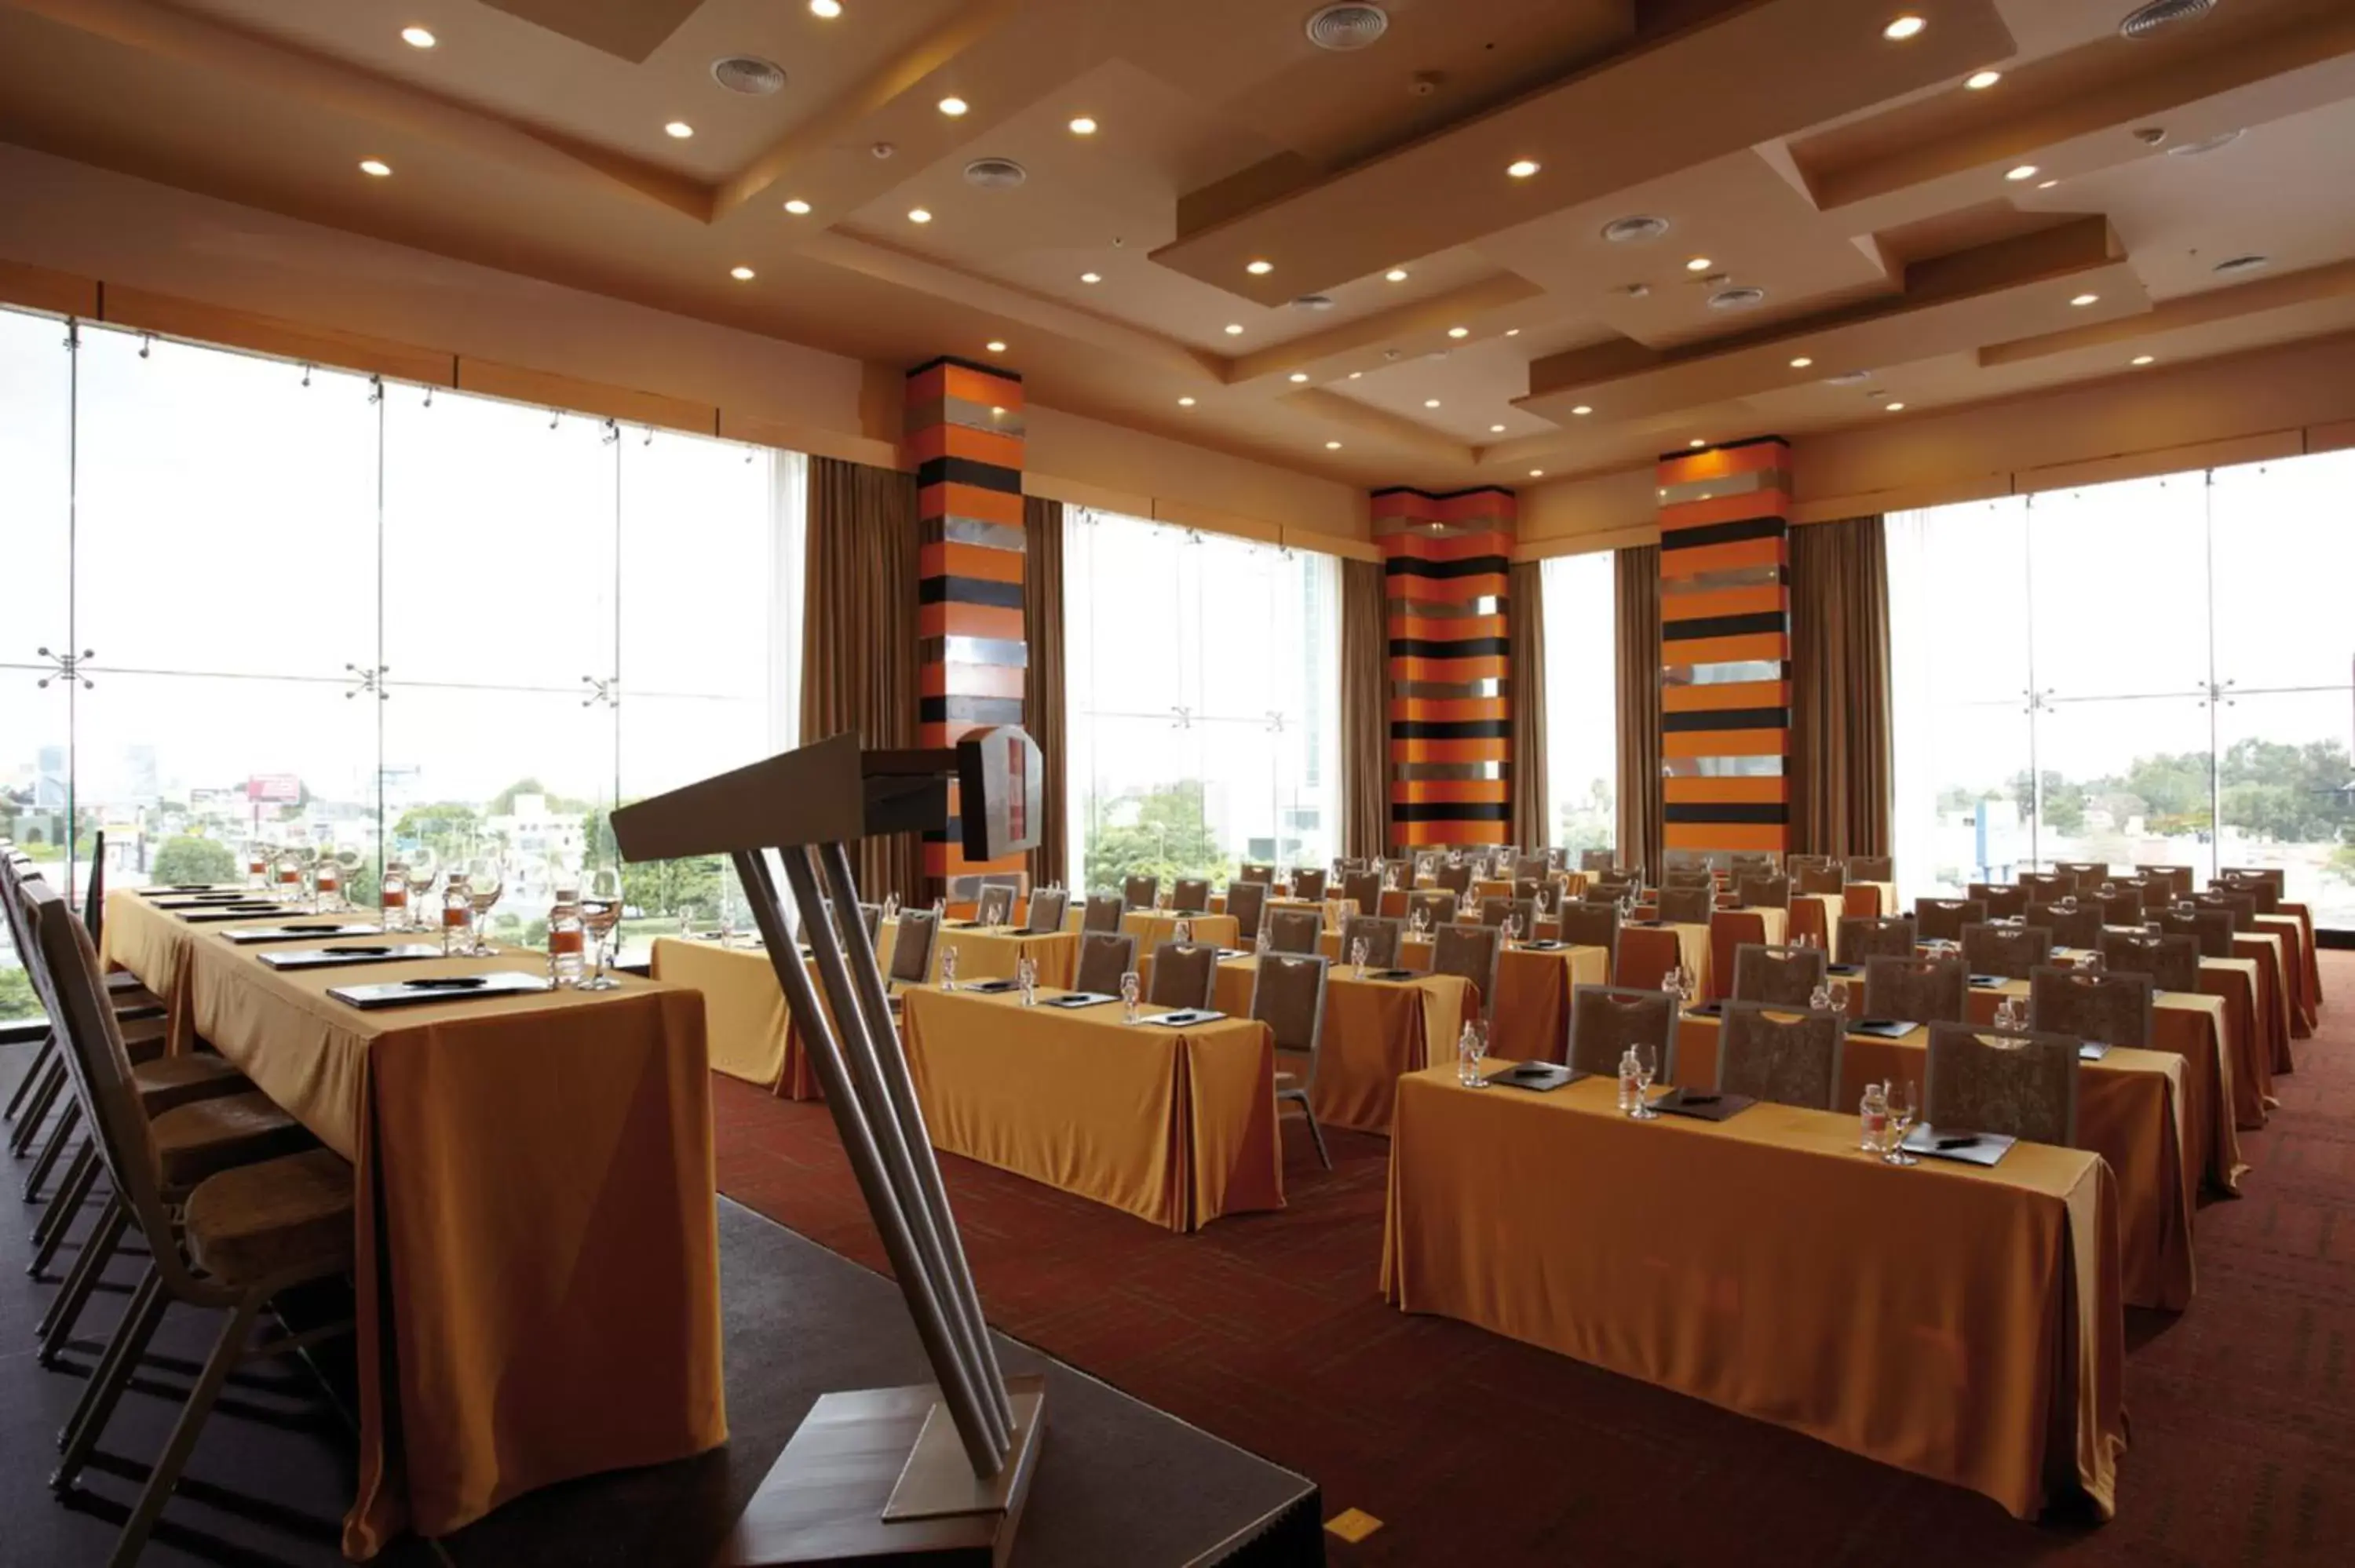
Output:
(1063, 507), (1341, 891)
(1888, 451), (2355, 931)
(1539, 549), (1616, 856)
(1, 308), (805, 1021)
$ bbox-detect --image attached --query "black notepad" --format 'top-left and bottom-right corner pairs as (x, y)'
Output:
(1363, 968), (1418, 982)
(1481, 1062), (1583, 1092)
(1041, 991), (1118, 1009)
(1144, 1008), (1226, 1027)
(328, 972), (555, 1009)
(961, 978), (1022, 994)
(225, 922), (384, 943)
(1901, 1125), (2015, 1166)
(258, 943), (445, 972)
(1847, 1018), (1917, 1038)
(1648, 1087), (1754, 1121)
(1967, 974), (2008, 988)
(177, 904), (292, 922)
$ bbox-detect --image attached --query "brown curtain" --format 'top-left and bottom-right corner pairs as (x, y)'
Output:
(800, 456), (921, 905)
(1021, 495), (1068, 889)
(1341, 557), (1389, 859)
(1507, 560), (1550, 850)
(1614, 545), (1663, 876)
(1789, 516), (1893, 858)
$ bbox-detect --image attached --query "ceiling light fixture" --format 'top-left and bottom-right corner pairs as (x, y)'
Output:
(1247, 260), (1273, 275)
(2167, 129), (2244, 158)
(1079, 271), (1101, 283)
(2121, 0), (2220, 40)
(1965, 69), (2001, 89)
(2213, 253), (2271, 275)
(938, 97), (969, 116)
(1178, 396), (1196, 407)
(1789, 356), (1813, 369)
(1572, 405), (1593, 416)
(400, 26), (436, 49)
(729, 265), (755, 280)
(1886, 402), (1907, 411)
(2070, 292), (2100, 306)
(1689, 439), (1707, 448)
(1685, 257), (1712, 272)
(1528, 469), (1545, 478)
(783, 199), (812, 214)
(810, 0), (843, 15)
(1447, 326), (1470, 339)
(1068, 116), (1097, 135)
(1384, 268), (1409, 283)
(2006, 164), (2039, 181)
(1348, 371), (1363, 379)
(1490, 424), (1506, 433)
(2131, 354), (2156, 366)
(1506, 159), (1540, 178)
(2036, 179), (2059, 189)
(1424, 399), (1441, 408)
(359, 159), (392, 177)
(985, 340), (1007, 352)
(1326, 441), (1343, 450)
(1504, 328), (1521, 337)
(908, 207), (933, 223)
(1224, 323), (1244, 336)
(1289, 372), (1309, 383)
(665, 121), (694, 139)
(1883, 16), (1926, 41)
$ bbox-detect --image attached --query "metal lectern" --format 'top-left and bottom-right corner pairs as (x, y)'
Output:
(611, 729), (1046, 1566)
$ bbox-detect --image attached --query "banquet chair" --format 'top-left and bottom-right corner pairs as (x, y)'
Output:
(974, 884), (1017, 928)
(2090, 888), (2145, 925)
(1225, 880), (1269, 943)
(1022, 888), (1070, 935)
(1340, 914), (1403, 967)
(2157, 906), (2236, 959)
(1291, 868), (1329, 902)
(889, 909), (940, 984)
(1568, 985), (1678, 1081)
(1146, 941), (1219, 1009)
(2019, 871), (2074, 902)
(1716, 1003), (1844, 1110)
(2135, 877), (2180, 912)
(825, 901), (883, 946)
(1171, 877), (1212, 914)
(2098, 930), (2200, 994)
(1960, 922), (2052, 981)
(1728, 852), (1779, 881)
(2221, 866), (2287, 906)
(1432, 924), (1501, 1020)
(1845, 855), (1893, 884)
(1837, 914), (1916, 965)
(2023, 900), (2105, 951)
(1477, 895), (1539, 935)
(2213, 872), (2280, 915)
(1662, 866), (1714, 890)
(944, 874), (984, 906)
(1796, 863), (1846, 897)
(2192, 889), (2258, 932)
(2028, 965), (2154, 1051)
(1512, 855), (1551, 884)
(2056, 862), (2109, 892)
(1121, 874), (1159, 911)
(1966, 881), (2030, 919)
(1413, 851), (1444, 881)
(1340, 870), (1383, 917)
(1237, 862), (1276, 886)
(1863, 954), (1968, 1023)
(1786, 854), (1834, 877)
(1555, 903), (1620, 977)
(1406, 888), (1459, 929)
(2138, 863), (2196, 897)
(1732, 943), (1825, 1006)
(1579, 849), (1616, 873)
(27, 885), (358, 1566)
(1081, 893), (1123, 935)
(1075, 932), (1137, 996)
(1923, 1023), (2080, 1147)
(1913, 897), (1984, 943)
(1735, 873), (1791, 910)
(1586, 877), (1637, 904)
(1511, 877), (1546, 907)
(1433, 862), (1474, 898)
(1656, 886), (1714, 925)
(1266, 908), (1324, 955)
(1249, 953), (1331, 1170)
(82, 830), (108, 947)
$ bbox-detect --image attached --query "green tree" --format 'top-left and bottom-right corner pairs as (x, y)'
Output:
(392, 803), (483, 866)
(150, 835), (238, 886)
(2008, 768), (2083, 833)
(1, 963), (38, 1023)
(488, 778), (593, 817)
(1081, 779), (1233, 893)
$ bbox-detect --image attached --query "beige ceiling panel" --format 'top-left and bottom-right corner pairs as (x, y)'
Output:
(0, 256), (97, 318)
(1981, 257), (2355, 364)
(478, 0), (705, 64)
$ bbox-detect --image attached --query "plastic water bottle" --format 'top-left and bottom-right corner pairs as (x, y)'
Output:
(1859, 1080), (1889, 1152)
(547, 887), (585, 987)
(1456, 1023), (1484, 1087)
(1617, 1046), (1641, 1113)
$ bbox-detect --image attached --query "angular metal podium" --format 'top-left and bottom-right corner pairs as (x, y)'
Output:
(612, 729), (1046, 1566)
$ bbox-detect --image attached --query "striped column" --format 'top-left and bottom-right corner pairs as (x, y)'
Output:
(1656, 436), (1792, 862)
(907, 355), (1028, 895)
(1373, 486), (1515, 851)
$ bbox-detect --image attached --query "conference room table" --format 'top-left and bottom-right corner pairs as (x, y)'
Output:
(103, 891), (724, 1559)
(1382, 1065), (2125, 1521)
(2256, 910), (2320, 1037)
(1307, 932), (1609, 1067)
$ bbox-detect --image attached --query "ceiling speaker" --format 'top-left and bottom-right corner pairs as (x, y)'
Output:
(1305, 4), (1390, 52)
(1601, 215), (1670, 244)
(710, 56), (786, 95)
(1707, 287), (1766, 311)
(963, 158), (1028, 189)
(2120, 0), (2219, 40)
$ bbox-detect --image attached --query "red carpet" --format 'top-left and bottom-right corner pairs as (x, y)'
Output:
(714, 954), (2355, 1566)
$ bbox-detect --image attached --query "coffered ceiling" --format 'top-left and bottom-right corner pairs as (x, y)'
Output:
(2, 0), (2352, 489)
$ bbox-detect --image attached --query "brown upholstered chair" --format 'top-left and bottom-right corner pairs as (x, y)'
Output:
(1249, 952), (1331, 1169)
(2028, 965), (2154, 1050)
(2158, 906), (2236, 959)
(975, 884), (1017, 927)
(1265, 906), (1324, 954)
(2221, 866), (2286, 907)
(1340, 914), (1403, 967)
(1291, 868), (1328, 902)
(2137, 863), (2194, 897)
(1555, 902), (1620, 975)
(2192, 889), (2257, 932)
(1662, 867), (1714, 890)
(1236, 862), (1276, 885)
(1736, 873), (1791, 910)
(1081, 892), (1123, 934)
(1225, 879), (1269, 942)
(2134, 877), (2178, 912)
(1340, 870), (1383, 917)
(1862, 954), (1968, 1024)
(1075, 931), (1137, 995)
(1960, 921), (2051, 981)
(2019, 871), (2073, 902)
(2055, 862), (2109, 893)
(1406, 888), (1459, 929)
(1787, 854), (1835, 878)
(1477, 895), (1539, 935)
(1846, 855), (1894, 883)
(1913, 897), (1984, 944)
(1147, 940), (1221, 1009)
(1513, 854), (1552, 884)
(2097, 930), (2200, 994)
(1170, 877), (1212, 914)
(1837, 914), (1916, 965)
(1584, 878), (1636, 904)
(2022, 900), (2105, 951)
(1923, 1023), (2081, 1146)
(1732, 942), (1827, 1006)
(1729, 851), (1780, 881)
(1579, 849), (1616, 873)
(1656, 886), (1714, 925)
(1797, 863), (1846, 896)
(1716, 1002), (1844, 1110)
(889, 909), (940, 983)
(1022, 888), (1070, 935)
(1568, 984), (1678, 1080)
(1121, 874), (1159, 911)
(1433, 862), (1474, 897)
(1432, 923), (1502, 1019)
(1967, 881), (2029, 919)
(2213, 872), (2279, 915)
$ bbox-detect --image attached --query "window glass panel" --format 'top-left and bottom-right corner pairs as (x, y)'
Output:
(2025, 477), (2209, 698)
(1539, 551), (1616, 856)
(2213, 692), (2355, 931)
(2211, 453), (2355, 693)
(2034, 695), (2217, 879)
(619, 432), (775, 700)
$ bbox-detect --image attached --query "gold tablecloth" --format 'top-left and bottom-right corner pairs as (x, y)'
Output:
(1309, 932), (1608, 1068)
(104, 891), (723, 1559)
(2230, 931), (2295, 1075)
(1616, 921), (1714, 994)
(2195, 955), (2273, 1123)
(898, 986), (1281, 1231)
(2277, 901), (2324, 1011)
(1121, 910), (1240, 952)
(1785, 892), (1846, 952)
(1382, 1067), (2125, 1520)
(1707, 906), (1790, 999)
(2254, 913), (2318, 1036)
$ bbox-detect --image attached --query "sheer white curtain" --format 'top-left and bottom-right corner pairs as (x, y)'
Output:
(1539, 551), (1617, 857)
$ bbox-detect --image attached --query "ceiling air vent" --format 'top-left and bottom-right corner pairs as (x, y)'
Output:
(2119, 0), (2218, 40)
(710, 56), (786, 96)
(1291, 294), (1338, 311)
(962, 158), (1028, 189)
(2167, 129), (2243, 157)
(2213, 253), (2270, 275)
(1826, 370), (1873, 386)
(1305, 3), (1389, 52)
(1601, 215), (1670, 244)
(1707, 286), (1766, 311)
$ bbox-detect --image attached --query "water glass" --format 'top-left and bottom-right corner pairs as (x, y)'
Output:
(1017, 954), (1038, 1006)
(1629, 1044), (1660, 1119)
(1881, 1081), (1919, 1165)
(1349, 937), (1368, 979)
(1174, 917), (1194, 945)
(1455, 1022), (1484, 1088)
(1119, 970), (1141, 1025)
(940, 944), (960, 990)
(1827, 979), (1850, 1016)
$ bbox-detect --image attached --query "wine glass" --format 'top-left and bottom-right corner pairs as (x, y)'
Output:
(940, 944), (960, 990)
(1882, 1081), (1919, 1165)
(465, 855), (506, 956)
(1119, 969), (1141, 1024)
(1350, 936), (1369, 979)
(273, 845), (305, 904)
(1017, 954), (1038, 1006)
(405, 847), (440, 925)
(246, 841), (270, 891)
(1630, 1043), (1660, 1119)
(333, 848), (364, 915)
(1827, 979), (1851, 1016)
(580, 866), (624, 990)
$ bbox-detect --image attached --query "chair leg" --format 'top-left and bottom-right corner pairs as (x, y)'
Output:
(108, 1291), (264, 1568)
(1280, 1088), (1332, 1171)
(5, 1033), (58, 1124)
(56, 1260), (162, 1474)
(9, 1056), (66, 1158)
(30, 1140), (97, 1275)
(23, 1097), (83, 1202)
(40, 1194), (128, 1365)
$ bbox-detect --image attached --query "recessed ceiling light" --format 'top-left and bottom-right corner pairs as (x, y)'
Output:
(1325, 440), (1343, 450)
(1385, 268), (1409, 283)
(1223, 323), (1244, 336)
(2036, 179), (2059, 189)
(1886, 402), (1907, 411)
(1789, 356), (1813, 368)
(783, 198), (812, 214)
(1447, 326), (1470, 339)
(665, 121), (694, 139)
(2131, 354), (2156, 366)
(809, 0), (843, 15)
(1504, 328), (1520, 337)
(1685, 257), (1712, 272)
(400, 26), (436, 49)
(1068, 116), (1097, 135)
(1689, 439), (1707, 448)
(1883, 16), (1926, 41)
(729, 265), (755, 280)
(1247, 260), (1273, 275)
(1965, 69), (2002, 89)
(985, 340), (1006, 352)
(1288, 372), (1309, 383)
(1490, 423), (1506, 433)
(938, 97), (969, 116)
(1572, 405), (1593, 416)
(1424, 399), (1441, 408)
(1073, 272), (1101, 286)
(359, 159), (392, 177)
(1506, 159), (1540, 178)
(1528, 469), (1545, 477)
(2070, 292), (2100, 306)
(908, 207), (933, 224)
(1348, 370), (1363, 379)
(1178, 396), (1196, 407)
(2006, 164), (2039, 181)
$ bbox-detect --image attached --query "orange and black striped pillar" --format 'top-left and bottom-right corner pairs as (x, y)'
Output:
(906, 354), (1029, 895)
(1655, 436), (1792, 862)
(1373, 485), (1515, 851)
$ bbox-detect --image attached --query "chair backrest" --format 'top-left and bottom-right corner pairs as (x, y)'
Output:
(975, 884), (1016, 927)
(1433, 862), (1474, 896)
(1431, 924), (1501, 1017)
(2137, 863), (2194, 897)
(1266, 907), (1324, 954)
(1075, 931), (1137, 994)
(1579, 849), (1616, 873)
(1736, 873), (1791, 910)
(1121, 874), (1159, 910)
(2221, 864), (2285, 894)
(2054, 862), (2108, 892)
(2091, 888), (2143, 925)
(1406, 888), (1459, 928)
(853, 902), (885, 944)
(1796, 863), (1846, 896)
(1170, 877), (1212, 914)
(1787, 854), (1833, 877)
(1249, 953), (1328, 1058)
(2028, 965), (2154, 1049)
(1023, 888), (1071, 935)
(1082, 893), (1124, 933)
(946, 874), (983, 903)
(1837, 913), (1916, 964)
(82, 829), (107, 945)
(1912, 897), (1984, 943)
(2157, 905), (2236, 959)
(1960, 921), (2051, 980)
(1147, 941), (1219, 1009)
(1731, 942), (1826, 1005)
(1291, 868), (1329, 902)
(2096, 930), (2200, 993)
(889, 909), (940, 983)
(1845, 855), (1893, 883)
(1476, 895), (1539, 934)
(1567, 984), (1678, 1079)
(1716, 1002), (1844, 1110)
(1862, 953), (1968, 1023)
(1237, 862), (1276, 886)
(1728, 852), (1779, 881)
(1923, 1023), (2080, 1147)
(2018, 871), (2074, 902)
(1340, 914), (1402, 967)
(1656, 885), (1714, 924)
(1340, 870), (1383, 917)
(2022, 900), (2105, 950)
(1512, 855), (1551, 884)
(2134, 877), (2177, 913)
(1554, 902), (1619, 968)
(1584, 878), (1634, 905)
(2212, 872), (2279, 915)
(1661, 866), (1714, 890)
(1224, 879), (1270, 941)
(1967, 881), (2028, 918)
(2191, 889), (2256, 932)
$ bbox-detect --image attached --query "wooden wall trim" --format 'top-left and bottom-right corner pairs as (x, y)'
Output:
(2014, 429), (2303, 494)
(99, 283), (456, 387)
(0, 258), (97, 319)
(1292, 526), (1381, 562)
(1151, 499), (1283, 545)
(2309, 418), (2355, 455)
(719, 409), (896, 469)
(455, 358), (715, 437)
(1512, 523), (1656, 560)
(1022, 471), (1152, 519)
(1788, 472), (2011, 523)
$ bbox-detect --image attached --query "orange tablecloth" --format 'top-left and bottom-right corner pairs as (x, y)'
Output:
(1670, 1012), (2193, 1311)
(1785, 892), (1846, 952)
(1707, 906), (1790, 1000)
(1382, 1067), (2125, 1519)
(2254, 913), (2318, 1036)
(104, 891), (723, 1559)
(2229, 932), (2295, 1077)
(1122, 910), (1240, 952)
(2277, 901), (2324, 1008)
(1616, 921), (1713, 994)
(2196, 955), (2273, 1121)
(1844, 881), (1899, 917)
(899, 986), (1281, 1231)
(1309, 932), (1608, 1068)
